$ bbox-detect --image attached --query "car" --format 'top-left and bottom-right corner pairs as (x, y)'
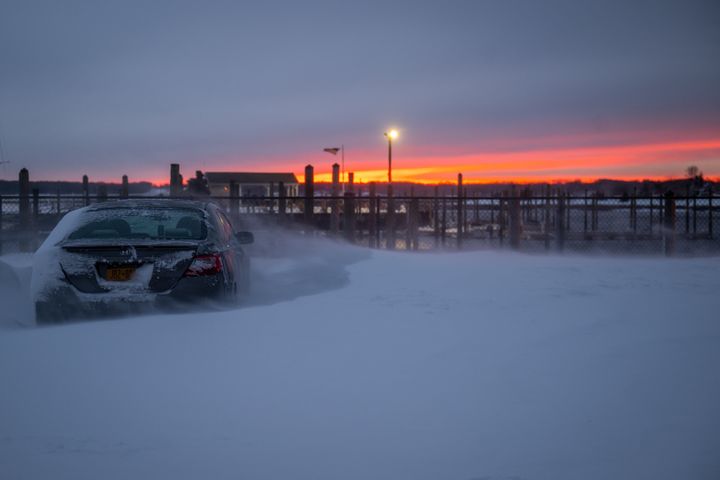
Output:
(32, 199), (254, 324)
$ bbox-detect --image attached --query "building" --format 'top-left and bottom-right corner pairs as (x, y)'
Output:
(205, 172), (299, 197)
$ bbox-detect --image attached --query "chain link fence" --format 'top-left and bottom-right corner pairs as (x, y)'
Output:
(0, 193), (717, 256)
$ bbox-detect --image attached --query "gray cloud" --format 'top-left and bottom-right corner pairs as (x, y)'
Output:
(1, 0), (718, 177)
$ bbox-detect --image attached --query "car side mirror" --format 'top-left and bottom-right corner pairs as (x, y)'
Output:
(235, 231), (254, 245)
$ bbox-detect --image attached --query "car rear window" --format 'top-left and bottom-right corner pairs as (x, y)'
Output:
(67, 207), (208, 241)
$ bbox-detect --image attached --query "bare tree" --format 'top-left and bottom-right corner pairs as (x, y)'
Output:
(686, 165), (703, 179)
(686, 165), (705, 193)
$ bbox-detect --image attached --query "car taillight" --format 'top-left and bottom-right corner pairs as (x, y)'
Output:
(184, 254), (223, 277)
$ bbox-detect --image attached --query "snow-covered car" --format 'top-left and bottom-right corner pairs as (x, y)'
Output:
(32, 199), (253, 324)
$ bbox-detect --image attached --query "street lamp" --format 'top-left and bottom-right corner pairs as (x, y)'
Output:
(384, 129), (398, 184)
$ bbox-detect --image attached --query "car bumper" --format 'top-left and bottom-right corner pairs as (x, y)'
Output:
(35, 274), (230, 324)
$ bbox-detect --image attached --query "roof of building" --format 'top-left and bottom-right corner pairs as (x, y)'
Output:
(205, 172), (298, 184)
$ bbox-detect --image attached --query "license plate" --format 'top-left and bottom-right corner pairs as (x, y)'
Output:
(105, 266), (136, 282)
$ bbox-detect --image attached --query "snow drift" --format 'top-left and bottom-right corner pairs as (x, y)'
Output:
(0, 236), (718, 479)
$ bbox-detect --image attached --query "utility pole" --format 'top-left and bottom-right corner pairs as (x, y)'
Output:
(384, 130), (398, 185)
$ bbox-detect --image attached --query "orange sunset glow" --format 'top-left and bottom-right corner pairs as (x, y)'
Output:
(78, 132), (719, 187)
(244, 136), (720, 186)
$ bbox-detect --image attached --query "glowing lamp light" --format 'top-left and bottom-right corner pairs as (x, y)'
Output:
(384, 129), (399, 184)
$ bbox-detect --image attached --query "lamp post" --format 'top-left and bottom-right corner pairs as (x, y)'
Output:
(384, 129), (398, 184)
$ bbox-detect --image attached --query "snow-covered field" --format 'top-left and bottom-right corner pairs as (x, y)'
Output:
(1, 237), (719, 480)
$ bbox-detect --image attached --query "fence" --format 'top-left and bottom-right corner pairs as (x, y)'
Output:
(0, 190), (718, 256)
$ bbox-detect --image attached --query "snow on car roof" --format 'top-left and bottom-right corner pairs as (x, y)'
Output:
(84, 199), (212, 211)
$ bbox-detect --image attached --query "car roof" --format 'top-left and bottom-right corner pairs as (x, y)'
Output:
(84, 198), (214, 212)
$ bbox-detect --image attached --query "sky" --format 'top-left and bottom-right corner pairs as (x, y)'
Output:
(0, 0), (719, 184)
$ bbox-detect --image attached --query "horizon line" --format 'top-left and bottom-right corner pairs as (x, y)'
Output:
(2, 175), (717, 188)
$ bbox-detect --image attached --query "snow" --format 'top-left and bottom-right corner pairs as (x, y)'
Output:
(0, 253), (34, 327)
(1, 237), (719, 479)
(30, 207), (88, 302)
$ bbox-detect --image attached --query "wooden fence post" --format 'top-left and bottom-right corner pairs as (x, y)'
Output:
(474, 192), (479, 225)
(82, 175), (90, 206)
(405, 187), (413, 249)
(228, 180), (235, 213)
(386, 184), (396, 250)
(32, 188), (40, 220)
(441, 195), (447, 247)
(632, 191), (637, 236)
(649, 195), (654, 233)
(499, 193), (506, 246)
(709, 187), (714, 239)
(170, 164), (181, 196)
(228, 180), (240, 217)
(456, 174), (463, 249)
(664, 191), (676, 256)
(489, 196), (495, 240)
(97, 184), (108, 202)
(592, 194), (599, 231)
(369, 182), (377, 248)
(331, 163), (340, 234)
(566, 192), (571, 232)
(490, 194), (496, 225)
(56, 190), (61, 215)
(405, 187), (420, 250)
(304, 165), (314, 225)
(343, 192), (355, 242)
(375, 195), (381, 247)
(268, 182), (275, 214)
(121, 175), (129, 197)
(32, 187), (40, 251)
(19, 168), (30, 229)
(433, 186), (440, 247)
(411, 194), (419, 250)
(509, 187), (521, 250)
(544, 189), (551, 250)
(556, 193), (566, 252)
(684, 185), (690, 234)
(278, 181), (286, 223)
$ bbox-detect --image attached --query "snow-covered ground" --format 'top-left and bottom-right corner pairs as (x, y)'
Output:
(0, 238), (719, 480)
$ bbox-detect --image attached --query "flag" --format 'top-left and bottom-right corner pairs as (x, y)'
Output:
(323, 147), (340, 155)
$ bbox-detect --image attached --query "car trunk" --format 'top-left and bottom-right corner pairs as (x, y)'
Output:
(59, 242), (199, 294)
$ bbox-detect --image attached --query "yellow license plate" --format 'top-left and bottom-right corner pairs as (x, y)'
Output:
(105, 267), (136, 282)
